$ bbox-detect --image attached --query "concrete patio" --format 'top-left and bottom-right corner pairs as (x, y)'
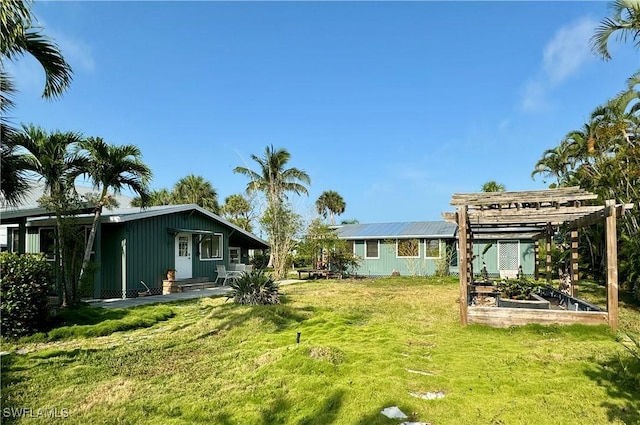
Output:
(88, 279), (303, 309)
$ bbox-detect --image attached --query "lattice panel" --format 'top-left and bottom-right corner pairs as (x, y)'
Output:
(498, 241), (519, 270)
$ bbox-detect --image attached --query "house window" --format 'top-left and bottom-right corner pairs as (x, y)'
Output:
(39, 228), (56, 260)
(11, 228), (19, 253)
(397, 239), (419, 258)
(200, 234), (222, 260)
(425, 239), (440, 258)
(229, 247), (240, 264)
(365, 240), (379, 259)
(346, 240), (355, 254)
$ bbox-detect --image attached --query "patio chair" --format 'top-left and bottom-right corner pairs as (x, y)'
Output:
(216, 265), (239, 286)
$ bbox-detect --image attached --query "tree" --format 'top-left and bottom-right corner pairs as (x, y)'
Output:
(172, 174), (219, 213)
(531, 141), (573, 186)
(220, 193), (255, 232)
(1, 0), (73, 204)
(591, 0), (640, 60)
(480, 181), (506, 193)
(131, 188), (172, 207)
(233, 145), (311, 278)
(78, 137), (152, 283)
(12, 125), (85, 306)
(315, 190), (346, 224)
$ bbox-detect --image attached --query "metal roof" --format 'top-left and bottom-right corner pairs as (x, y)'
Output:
(1, 181), (134, 221)
(12, 203), (269, 249)
(334, 221), (457, 240)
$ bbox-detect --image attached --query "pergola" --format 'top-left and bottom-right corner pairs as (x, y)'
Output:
(443, 187), (634, 330)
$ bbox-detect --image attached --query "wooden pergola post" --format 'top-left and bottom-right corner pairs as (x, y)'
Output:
(466, 223), (473, 283)
(605, 200), (618, 331)
(458, 206), (469, 326)
(570, 230), (579, 296)
(546, 223), (552, 284)
(534, 239), (539, 280)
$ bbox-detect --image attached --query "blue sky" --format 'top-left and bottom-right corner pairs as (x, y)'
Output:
(9, 1), (639, 224)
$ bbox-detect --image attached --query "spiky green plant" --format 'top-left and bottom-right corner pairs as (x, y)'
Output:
(227, 269), (280, 305)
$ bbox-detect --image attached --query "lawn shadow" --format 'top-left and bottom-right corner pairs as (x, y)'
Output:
(584, 353), (640, 424)
(260, 389), (345, 425)
(47, 304), (129, 329)
(190, 303), (316, 342)
(0, 348), (101, 425)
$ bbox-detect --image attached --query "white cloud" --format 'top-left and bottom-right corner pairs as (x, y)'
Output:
(520, 18), (597, 113)
(521, 79), (549, 112)
(6, 21), (95, 98)
(498, 119), (510, 133)
(542, 18), (595, 84)
(47, 27), (96, 72)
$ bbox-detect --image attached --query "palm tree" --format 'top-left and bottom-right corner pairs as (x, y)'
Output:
(480, 181), (506, 193)
(1, 0), (72, 98)
(1, 1), (73, 205)
(234, 145), (311, 206)
(591, 0), (640, 60)
(531, 141), (573, 186)
(12, 124), (85, 306)
(221, 194), (254, 232)
(315, 190), (346, 224)
(172, 174), (219, 213)
(131, 188), (172, 207)
(1, 131), (32, 206)
(233, 145), (310, 278)
(78, 137), (152, 282)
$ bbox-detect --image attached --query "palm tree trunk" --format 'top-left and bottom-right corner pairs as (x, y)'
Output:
(79, 190), (106, 283)
(55, 214), (69, 307)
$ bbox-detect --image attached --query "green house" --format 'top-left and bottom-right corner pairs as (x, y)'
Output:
(334, 221), (458, 277)
(334, 221), (536, 277)
(2, 204), (268, 298)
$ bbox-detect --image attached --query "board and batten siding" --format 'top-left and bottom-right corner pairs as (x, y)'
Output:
(100, 224), (126, 297)
(116, 210), (232, 296)
(351, 238), (446, 276)
(471, 239), (536, 277)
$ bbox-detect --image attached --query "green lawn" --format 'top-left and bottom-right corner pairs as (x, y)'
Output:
(2, 277), (639, 424)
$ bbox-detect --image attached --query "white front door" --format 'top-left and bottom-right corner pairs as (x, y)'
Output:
(175, 233), (193, 279)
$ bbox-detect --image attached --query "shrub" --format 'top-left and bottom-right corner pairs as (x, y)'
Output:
(497, 277), (544, 300)
(1, 253), (54, 339)
(250, 251), (269, 269)
(227, 269), (280, 305)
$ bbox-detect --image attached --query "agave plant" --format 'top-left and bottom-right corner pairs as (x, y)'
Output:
(227, 269), (280, 305)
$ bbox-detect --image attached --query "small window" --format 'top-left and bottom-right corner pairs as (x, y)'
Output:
(200, 234), (222, 260)
(346, 240), (355, 254)
(10, 228), (19, 253)
(397, 239), (420, 258)
(39, 228), (56, 260)
(425, 239), (440, 258)
(365, 240), (379, 259)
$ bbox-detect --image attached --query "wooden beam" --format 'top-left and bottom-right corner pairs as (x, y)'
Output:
(467, 212), (599, 226)
(458, 206), (469, 326)
(568, 203), (634, 229)
(468, 307), (608, 327)
(451, 187), (598, 206)
(441, 212), (457, 223)
(534, 239), (539, 281)
(467, 224), (473, 284)
(546, 223), (552, 284)
(605, 200), (618, 331)
(469, 205), (604, 220)
(570, 230), (579, 296)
